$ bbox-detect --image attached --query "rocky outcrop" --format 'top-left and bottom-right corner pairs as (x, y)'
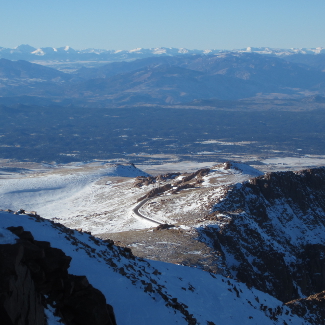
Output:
(133, 173), (180, 188)
(171, 183), (198, 194)
(286, 291), (325, 325)
(134, 176), (156, 188)
(154, 224), (175, 231)
(137, 184), (172, 202)
(0, 226), (117, 325)
(0, 242), (45, 325)
(199, 167), (325, 304)
(135, 169), (210, 201)
(173, 169), (210, 186)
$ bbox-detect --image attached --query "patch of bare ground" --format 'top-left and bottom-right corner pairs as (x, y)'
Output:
(97, 227), (223, 273)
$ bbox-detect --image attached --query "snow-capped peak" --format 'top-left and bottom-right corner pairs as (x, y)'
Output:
(129, 48), (142, 53)
(31, 48), (45, 56)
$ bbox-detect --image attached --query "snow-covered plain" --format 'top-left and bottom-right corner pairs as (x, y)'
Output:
(0, 211), (306, 325)
(261, 156), (325, 170)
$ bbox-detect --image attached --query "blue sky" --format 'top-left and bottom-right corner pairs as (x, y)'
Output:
(1, 0), (325, 50)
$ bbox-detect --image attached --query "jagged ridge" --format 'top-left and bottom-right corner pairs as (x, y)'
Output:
(199, 167), (325, 306)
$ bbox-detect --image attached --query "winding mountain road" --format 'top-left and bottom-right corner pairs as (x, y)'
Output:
(132, 198), (162, 225)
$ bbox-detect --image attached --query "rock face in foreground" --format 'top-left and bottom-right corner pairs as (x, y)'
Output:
(199, 167), (325, 304)
(0, 241), (45, 325)
(0, 226), (117, 325)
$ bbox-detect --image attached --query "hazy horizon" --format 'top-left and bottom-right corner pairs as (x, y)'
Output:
(3, 44), (325, 52)
(1, 0), (324, 50)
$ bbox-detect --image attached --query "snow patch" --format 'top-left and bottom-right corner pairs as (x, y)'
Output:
(0, 227), (18, 244)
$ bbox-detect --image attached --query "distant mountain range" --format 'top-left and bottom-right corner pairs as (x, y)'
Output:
(1, 44), (325, 63)
(1, 50), (325, 106)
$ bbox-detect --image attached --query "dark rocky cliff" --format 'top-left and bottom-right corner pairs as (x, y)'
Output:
(199, 167), (325, 305)
(0, 226), (117, 325)
(286, 291), (325, 325)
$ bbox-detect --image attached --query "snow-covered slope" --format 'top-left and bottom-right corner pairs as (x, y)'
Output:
(0, 163), (151, 233)
(1, 161), (325, 323)
(0, 210), (306, 325)
(0, 161), (262, 235)
(198, 167), (325, 304)
(136, 162), (264, 226)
